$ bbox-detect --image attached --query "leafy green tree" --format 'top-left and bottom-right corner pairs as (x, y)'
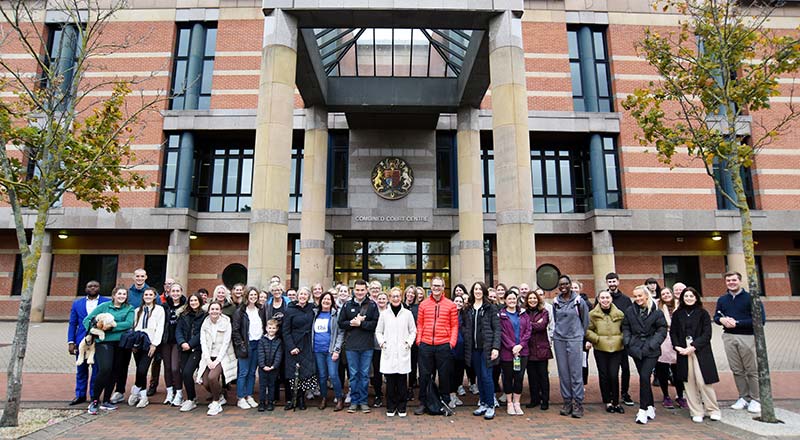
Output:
(0, 0), (158, 427)
(623, 0), (800, 423)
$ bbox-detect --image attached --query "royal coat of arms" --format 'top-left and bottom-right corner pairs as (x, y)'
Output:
(371, 157), (413, 200)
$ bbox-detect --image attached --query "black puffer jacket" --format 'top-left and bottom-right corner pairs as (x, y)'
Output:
(622, 302), (667, 360)
(175, 309), (205, 352)
(162, 295), (187, 344)
(463, 302), (501, 367)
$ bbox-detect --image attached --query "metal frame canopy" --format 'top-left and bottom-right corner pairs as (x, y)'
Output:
(262, 1), (522, 127)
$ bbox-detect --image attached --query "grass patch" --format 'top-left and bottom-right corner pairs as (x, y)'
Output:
(0, 408), (82, 439)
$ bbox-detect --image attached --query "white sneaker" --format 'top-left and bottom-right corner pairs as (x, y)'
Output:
(219, 395), (227, 406)
(207, 401), (223, 416)
(171, 390), (183, 407)
(646, 405), (656, 420)
(747, 400), (761, 414)
(237, 398), (251, 409)
(635, 409), (648, 424)
(448, 394), (458, 409)
(457, 385), (466, 396)
(345, 393), (351, 404)
(246, 396), (258, 408)
(109, 392), (125, 404)
(453, 396), (463, 406)
(128, 387), (141, 406)
(136, 395), (149, 408)
(386, 410), (395, 417)
(731, 398), (748, 410)
(692, 416), (704, 423)
(498, 393), (507, 404)
(398, 411), (407, 417)
(470, 384), (479, 395)
(180, 399), (197, 412)
(709, 413), (722, 421)
(163, 388), (174, 405)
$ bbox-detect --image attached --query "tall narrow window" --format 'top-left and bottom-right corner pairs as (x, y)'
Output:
(567, 27), (613, 112)
(289, 131), (304, 212)
(327, 131), (349, 208)
(601, 136), (622, 209)
(11, 255), (23, 296)
(480, 131), (495, 213)
(436, 131), (457, 208)
(713, 163), (755, 210)
(788, 256), (800, 297)
(160, 134), (182, 208)
(171, 23), (217, 110)
(44, 23), (80, 99)
(290, 235), (300, 289)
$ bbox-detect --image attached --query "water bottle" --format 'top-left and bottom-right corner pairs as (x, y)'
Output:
(513, 355), (521, 371)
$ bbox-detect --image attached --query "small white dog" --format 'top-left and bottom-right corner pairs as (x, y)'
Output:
(76, 313), (116, 366)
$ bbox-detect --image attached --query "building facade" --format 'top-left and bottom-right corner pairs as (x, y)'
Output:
(2, 0), (800, 320)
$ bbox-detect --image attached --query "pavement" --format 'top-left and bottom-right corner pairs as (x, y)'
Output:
(0, 321), (799, 439)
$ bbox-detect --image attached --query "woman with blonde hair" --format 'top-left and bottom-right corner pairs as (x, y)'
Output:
(623, 285), (667, 424)
(376, 287), (417, 417)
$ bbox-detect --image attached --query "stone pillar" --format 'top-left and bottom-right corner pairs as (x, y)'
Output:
(299, 106), (331, 288)
(589, 134), (607, 210)
(591, 230), (615, 295)
(167, 229), (191, 287)
(247, 9), (298, 288)
(577, 26), (599, 113)
(450, 232), (461, 288)
(726, 231), (749, 285)
(183, 22), (207, 110)
(30, 232), (53, 322)
(489, 11), (536, 286)
(175, 132), (195, 208)
(456, 107), (485, 287)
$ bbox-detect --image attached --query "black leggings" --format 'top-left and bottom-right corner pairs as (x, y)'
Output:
(93, 342), (127, 402)
(408, 345), (418, 388)
(113, 347), (131, 394)
(633, 356), (658, 410)
(500, 357), (527, 395)
(595, 350), (623, 405)
(180, 350), (202, 400)
(451, 358), (465, 393)
(133, 349), (154, 389)
(371, 349), (383, 399)
(655, 362), (684, 400)
(526, 360), (549, 405)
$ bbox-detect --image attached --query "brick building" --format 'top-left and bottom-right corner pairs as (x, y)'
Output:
(1, 0), (799, 320)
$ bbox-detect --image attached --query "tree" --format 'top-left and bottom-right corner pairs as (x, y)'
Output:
(622, 0), (800, 423)
(0, 0), (159, 426)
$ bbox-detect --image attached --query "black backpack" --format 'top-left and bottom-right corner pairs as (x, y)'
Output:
(424, 379), (454, 416)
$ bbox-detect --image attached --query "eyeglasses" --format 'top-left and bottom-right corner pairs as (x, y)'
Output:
(432, 284), (444, 288)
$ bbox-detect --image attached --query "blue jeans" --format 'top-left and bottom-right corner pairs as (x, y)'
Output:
(314, 352), (343, 399)
(346, 349), (373, 406)
(470, 350), (495, 407)
(237, 340), (259, 398)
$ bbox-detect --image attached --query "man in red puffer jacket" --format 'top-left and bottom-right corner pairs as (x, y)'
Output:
(414, 276), (458, 415)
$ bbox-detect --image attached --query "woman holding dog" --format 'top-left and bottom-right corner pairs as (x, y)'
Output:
(128, 287), (165, 408)
(83, 286), (135, 415)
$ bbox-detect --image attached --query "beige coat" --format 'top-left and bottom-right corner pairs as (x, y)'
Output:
(375, 307), (417, 374)
(585, 304), (625, 353)
(196, 314), (237, 384)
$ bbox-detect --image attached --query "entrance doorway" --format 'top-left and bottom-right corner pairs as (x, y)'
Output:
(333, 238), (450, 291)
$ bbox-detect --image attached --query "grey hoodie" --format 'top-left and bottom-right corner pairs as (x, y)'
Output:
(552, 291), (589, 341)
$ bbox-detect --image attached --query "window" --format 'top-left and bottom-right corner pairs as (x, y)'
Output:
(713, 163), (756, 210)
(789, 256), (800, 296)
(11, 255), (23, 296)
(327, 131), (349, 208)
(662, 256), (702, 296)
(600, 136), (622, 209)
(436, 131), (457, 208)
(531, 146), (588, 213)
(480, 131), (495, 213)
(221, 263), (247, 289)
(78, 255), (119, 297)
(160, 134), (183, 208)
(45, 23), (80, 97)
(290, 235), (300, 289)
(484, 236), (494, 287)
(144, 255), (167, 294)
(171, 23), (217, 110)
(567, 27), (613, 112)
(194, 146), (254, 212)
(289, 132), (304, 213)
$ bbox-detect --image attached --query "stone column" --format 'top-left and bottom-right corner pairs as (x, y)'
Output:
(726, 231), (749, 285)
(589, 134), (607, 209)
(591, 230), (615, 295)
(175, 132), (195, 208)
(183, 22), (207, 110)
(456, 107), (485, 287)
(299, 106), (332, 288)
(489, 11), (536, 286)
(247, 9), (298, 287)
(30, 232), (52, 322)
(167, 229), (191, 287)
(577, 26), (599, 113)
(450, 232), (461, 288)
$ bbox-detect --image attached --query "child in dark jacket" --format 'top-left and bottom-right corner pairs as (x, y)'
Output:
(257, 319), (284, 411)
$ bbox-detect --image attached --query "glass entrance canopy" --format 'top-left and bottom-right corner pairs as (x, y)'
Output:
(314, 28), (474, 78)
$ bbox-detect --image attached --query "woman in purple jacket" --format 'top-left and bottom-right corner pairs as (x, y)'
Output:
(525, 289), (552, 410)
(498, 289), (531, 416)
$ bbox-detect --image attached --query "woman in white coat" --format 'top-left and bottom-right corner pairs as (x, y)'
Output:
(196, 302), (237, 416)
(375, 287), (417, 418)
(128, 287), (165, 408)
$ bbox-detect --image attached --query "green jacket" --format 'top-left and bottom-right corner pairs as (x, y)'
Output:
(83, 302), (135, 343)
(585, 303), (625, 353)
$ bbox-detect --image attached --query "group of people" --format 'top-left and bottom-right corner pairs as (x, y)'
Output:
(67, 268), (765, 424)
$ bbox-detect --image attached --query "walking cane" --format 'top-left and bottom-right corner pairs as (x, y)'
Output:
(292, 362), (300, 412)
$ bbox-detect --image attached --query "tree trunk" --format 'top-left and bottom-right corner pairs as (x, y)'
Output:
(0, 212), (46, 427)
(732, 167), (777, 423)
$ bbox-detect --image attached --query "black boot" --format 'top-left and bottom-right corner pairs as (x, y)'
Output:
(298, 395), (307, 410)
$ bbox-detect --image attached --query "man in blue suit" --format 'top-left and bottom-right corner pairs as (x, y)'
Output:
(67, 280), (110, 405)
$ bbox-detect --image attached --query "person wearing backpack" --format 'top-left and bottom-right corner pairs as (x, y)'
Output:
(552, 275), (589, 418)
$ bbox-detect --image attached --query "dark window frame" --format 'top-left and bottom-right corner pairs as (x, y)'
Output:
(567, 26), (614, 112)
(77, 254), (119, 297)
(11, 254), (23, 296)
(160, 134), (182, 208)
(480, 131), (495, 213)
(194, 144), (254, 213)
(599, 136), (622, 209)
(530, 145), (589, 214)
(436, 131), (458, 209)
(662, 255), (703, 297)
(170, 22), (217, 110)
(333, 238), (450, 288)
(788, 256), (800, 297)
(326, 130), (350, 208)
(289, 131), (304, 213)
(144, 255), (168, 294)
